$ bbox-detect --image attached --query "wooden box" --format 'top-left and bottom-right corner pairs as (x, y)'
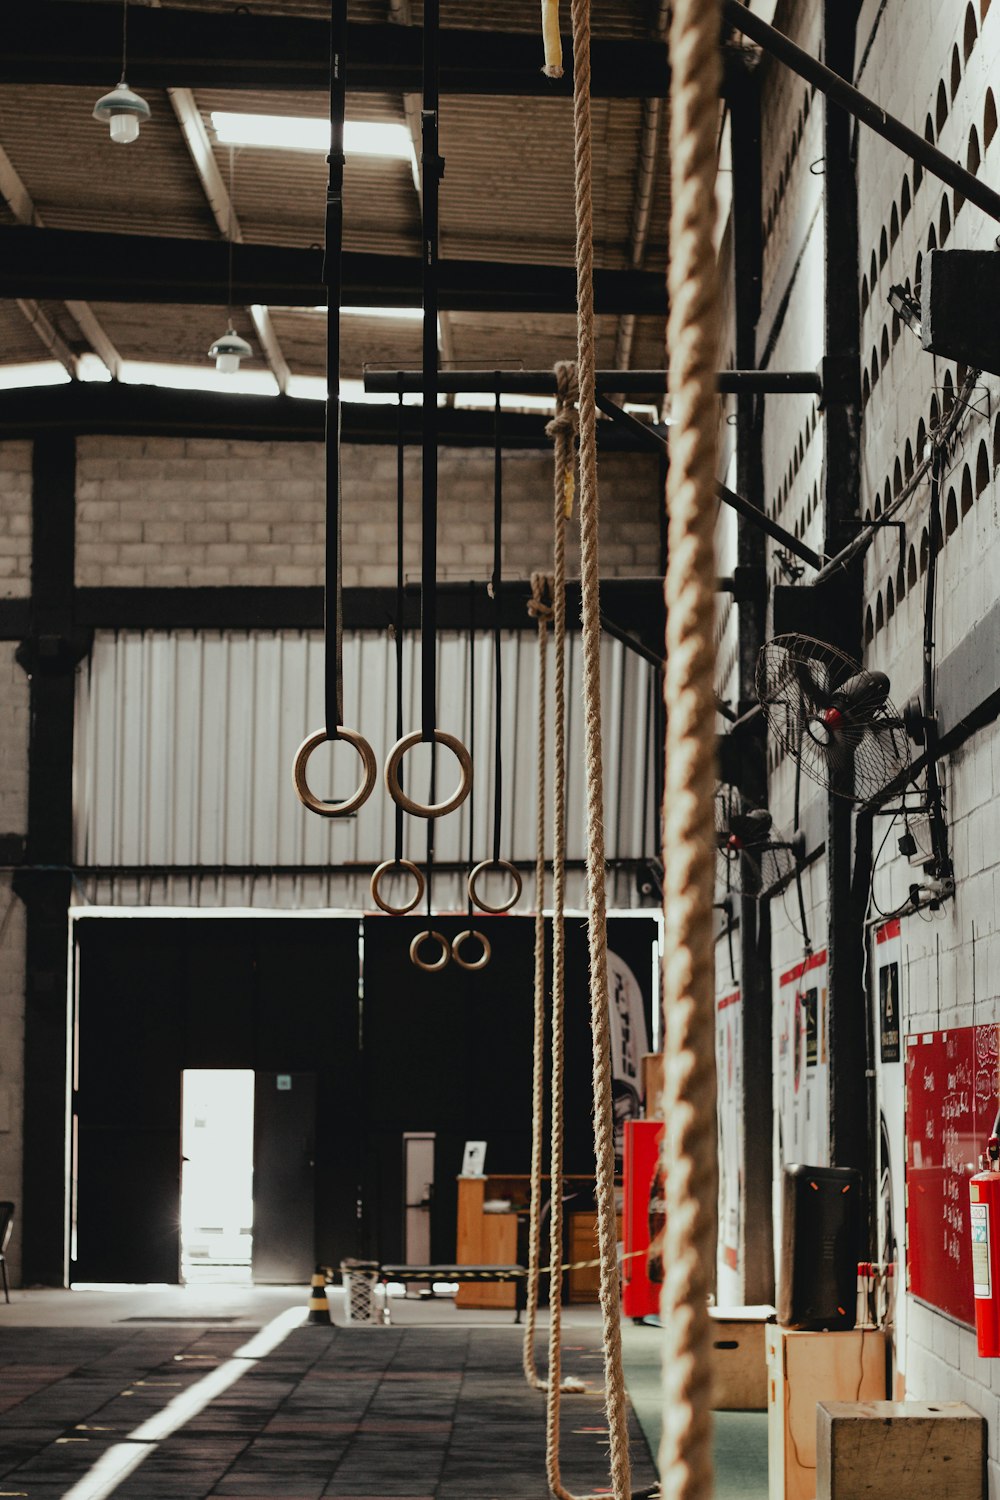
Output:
(708, 1305), (773, 1410)
(766, 1325), (886, 1500)
(816, 1400), (985, 1499)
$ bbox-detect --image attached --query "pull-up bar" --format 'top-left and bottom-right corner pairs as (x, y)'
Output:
(363, 368), (822, 395)
(722, 0), (1000, 226)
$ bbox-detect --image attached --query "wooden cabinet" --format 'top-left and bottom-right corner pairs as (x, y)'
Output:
(454, 1174), (604, 1309)
(567, 1212), (623, 1303)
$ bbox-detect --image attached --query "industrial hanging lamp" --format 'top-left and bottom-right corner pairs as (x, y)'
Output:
(208, 147), (253, 374)
(93, 0), (150, 144)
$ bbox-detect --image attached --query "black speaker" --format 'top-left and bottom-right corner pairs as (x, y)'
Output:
(778, 1163), (861, 1330)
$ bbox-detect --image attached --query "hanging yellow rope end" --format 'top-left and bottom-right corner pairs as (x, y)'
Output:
(540, 0), (564, 77)
(562, 466), (575, 519)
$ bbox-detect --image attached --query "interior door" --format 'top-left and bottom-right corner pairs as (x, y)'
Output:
(403, 1132), (435, 1263)
(252, 1072), (317, 1283)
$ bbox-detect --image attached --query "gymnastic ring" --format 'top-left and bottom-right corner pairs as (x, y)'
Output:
(370, 859), (425, 916)
(384, 730), (473, 819)
(293, 727), (378, 817)
(410, 930), (450, 972)
(451, 929), (491, 971)
(468, 858), (523, 914)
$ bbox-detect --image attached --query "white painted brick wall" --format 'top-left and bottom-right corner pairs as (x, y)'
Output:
(0, 441), (32, 599)
(75, 438), (662, 588)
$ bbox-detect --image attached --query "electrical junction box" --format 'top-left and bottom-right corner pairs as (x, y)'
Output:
(922, 251), (1000, 378)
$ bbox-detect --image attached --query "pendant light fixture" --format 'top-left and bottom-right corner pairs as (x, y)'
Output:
(93, 0), (150, 144)
(208, 147), (253, 374)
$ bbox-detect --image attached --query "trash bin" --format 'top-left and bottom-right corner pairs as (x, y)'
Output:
(340, 1258), (380, 1323)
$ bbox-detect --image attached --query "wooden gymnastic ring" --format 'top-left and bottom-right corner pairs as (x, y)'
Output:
(370, 859), (425, 915)
(451, 929), (491, 971)
(293, 727), (378, 817)
(468, 858), (523, 914)
(384, 730), (473, 819)
(410, 930), (450, 972)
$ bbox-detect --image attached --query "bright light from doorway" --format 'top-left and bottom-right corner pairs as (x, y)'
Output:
(210, 111), (413, 159)
(0, 360), (71, 389)
(181, 1069), (255, 1284)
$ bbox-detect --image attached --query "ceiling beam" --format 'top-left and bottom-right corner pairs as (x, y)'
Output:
(5, 4), (673, 97)
(0, 226), (667, 315)
(0, 384), (652, 450)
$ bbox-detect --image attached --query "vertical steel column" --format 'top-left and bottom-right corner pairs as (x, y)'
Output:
(820, 1), (868, 1196)
(13, 435), (87, 1286)
(729, 69), (774, 1306)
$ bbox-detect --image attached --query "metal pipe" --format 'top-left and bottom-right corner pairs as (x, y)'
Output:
(363, 368), (822, 395)
(722, 0), (1000, 225)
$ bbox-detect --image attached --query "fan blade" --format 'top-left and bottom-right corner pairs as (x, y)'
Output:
(789, 656), (835, 711)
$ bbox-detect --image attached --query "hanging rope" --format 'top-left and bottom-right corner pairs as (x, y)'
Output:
(659, 0), (722, 1497)
(523, 570), (553, 1393)
(568, 0), (631, 1493)
(545, 363), (593, 1500)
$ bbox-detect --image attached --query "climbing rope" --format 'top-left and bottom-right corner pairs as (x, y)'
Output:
(659, 1), (722, 1498)
(568, 0), (631, 1493)
(523, 571), (553, 1393)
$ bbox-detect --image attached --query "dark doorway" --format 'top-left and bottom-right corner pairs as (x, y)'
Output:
(253, 1071), (317, 1283)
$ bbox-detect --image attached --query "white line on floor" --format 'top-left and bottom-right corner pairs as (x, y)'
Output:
(59, 1304), (308, 1500)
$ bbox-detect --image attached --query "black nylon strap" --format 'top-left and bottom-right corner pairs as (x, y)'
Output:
(467, 585), (476, 917)
(394, 387), (406, 861)
(491, 388), (503, 863)
(420, 0), (442, 741)
(323, 0), (347, 735)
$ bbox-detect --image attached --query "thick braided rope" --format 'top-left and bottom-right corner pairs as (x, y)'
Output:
(523, 570), (553, 1393)
(544, 369), (577, 1497)
(659, 2), (722, 1498)
(569, 2), (631, 1497)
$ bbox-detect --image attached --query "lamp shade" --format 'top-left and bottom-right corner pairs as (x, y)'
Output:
(208, 329), (253, 374)
(93, 81), (151, 143)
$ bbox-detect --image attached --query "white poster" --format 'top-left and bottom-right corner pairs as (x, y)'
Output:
(775, 947), (829, 1170)
(607, 949), (651, 1169)
(716, 985), (743, 1306)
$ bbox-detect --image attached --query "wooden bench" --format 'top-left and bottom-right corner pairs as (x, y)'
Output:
(378, 1263), (527, 1323)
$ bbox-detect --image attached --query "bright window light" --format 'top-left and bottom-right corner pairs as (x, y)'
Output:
(119, 361), (279, 397)
(210, 111), (412, 159)
(455, 392), (557, 414)
(286, 374), (430, 406)
(76, 353), (113, 383)
(0, 360), (71, 390)
(341, 305), (425, 321)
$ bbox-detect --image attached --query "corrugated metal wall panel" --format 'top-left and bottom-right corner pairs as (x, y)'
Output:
(74, 628), (658, 911)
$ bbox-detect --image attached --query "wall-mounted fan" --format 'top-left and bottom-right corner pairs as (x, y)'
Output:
(715, 782), (800, 902)
(755, 634), (911, 802)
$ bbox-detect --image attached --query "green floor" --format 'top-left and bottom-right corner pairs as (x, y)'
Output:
(620, 1319), (769, 1499)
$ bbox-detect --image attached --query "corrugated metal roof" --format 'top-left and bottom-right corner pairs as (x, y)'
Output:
(74, 627), (660, 911)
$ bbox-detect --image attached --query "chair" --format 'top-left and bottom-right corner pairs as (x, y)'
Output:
(0, 1202), (14, 1303)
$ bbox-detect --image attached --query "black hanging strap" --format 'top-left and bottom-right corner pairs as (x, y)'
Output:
(467, 585), (477, 916)
(394, 387), (406, 861)
(420, 0), (443, 741)
(323, 0), (348, 736)
(491, 387), (503, 864)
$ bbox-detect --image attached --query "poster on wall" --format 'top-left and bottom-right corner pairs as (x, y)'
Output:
(905, 1023), (999, 1327)
(716, 987), (743, 1303)
(607, 949), (650, 1171)
(874, 919), (905, 1370)
(775, 948), (829, 1171)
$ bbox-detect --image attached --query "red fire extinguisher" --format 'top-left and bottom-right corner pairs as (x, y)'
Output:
(970, 1125), (1000, 1357)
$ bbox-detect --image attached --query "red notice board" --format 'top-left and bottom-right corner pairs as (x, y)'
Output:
(905, 1025), (999, 1326)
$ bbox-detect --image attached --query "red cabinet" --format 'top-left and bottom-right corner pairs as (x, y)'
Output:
(622, 1119), (664, 1319)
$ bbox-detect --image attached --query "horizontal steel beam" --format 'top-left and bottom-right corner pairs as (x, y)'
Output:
(70, 580), (665, 639)
(0, 226), (666, 315)
(0, 384), (651, 450)
(6, 3), (673, 97)
(366, 369), (822, 394)
(723, 0), (1000, 225)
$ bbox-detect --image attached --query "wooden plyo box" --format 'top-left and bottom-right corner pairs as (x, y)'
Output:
(708, 1306), (773, 1410)
(766, 1326), (887, 1500)
(816, 1400), (986, 1499)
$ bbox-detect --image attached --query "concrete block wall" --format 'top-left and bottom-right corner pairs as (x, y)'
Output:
(75, 437), (662, 589)
(0, 441), (32, 599)
(0, 643), (29, 1285)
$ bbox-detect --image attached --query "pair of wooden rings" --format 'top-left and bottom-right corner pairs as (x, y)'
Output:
(409, 929), (492, 972)
(293, 728), (473, 821)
